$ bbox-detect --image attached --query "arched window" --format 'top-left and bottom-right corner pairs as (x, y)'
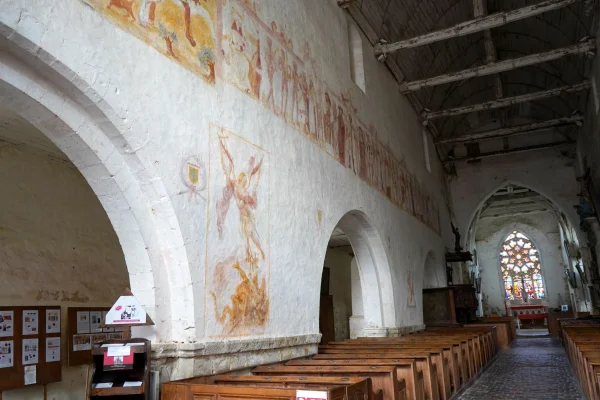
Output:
(500, 231), (545, 300)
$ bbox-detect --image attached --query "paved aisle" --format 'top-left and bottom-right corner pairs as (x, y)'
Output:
(456, 337), (584, 400)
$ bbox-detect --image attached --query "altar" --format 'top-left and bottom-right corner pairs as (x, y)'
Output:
(506, 300), (547, 327)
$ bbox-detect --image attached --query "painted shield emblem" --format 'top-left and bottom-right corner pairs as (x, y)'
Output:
(188, 164), (199, 185)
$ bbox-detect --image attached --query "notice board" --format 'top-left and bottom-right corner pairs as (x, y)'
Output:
(0, 306), (62, 392)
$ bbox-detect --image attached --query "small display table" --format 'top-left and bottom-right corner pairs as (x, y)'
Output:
(89, 338), (150, 399)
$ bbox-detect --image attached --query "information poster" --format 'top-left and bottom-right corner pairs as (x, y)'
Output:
(24, 365), (36, 385)
(91, 333), (107, 345)
(23, 310), (39, 336)
(76, 311), (90, 334)
(105, 296), (146, 325)
(296, 390), (328, 400)
(0, 311), (14, 337)
(90, 311), (103, 333)
(46, 337), (60, 362)
(46, 309), (60, 333)
(23, 338), (39, 365)
(108, 332), (123, 340)
(73, 335), (92, 352)
(0, 340), (14, 368)
(101, 311), (114, 332)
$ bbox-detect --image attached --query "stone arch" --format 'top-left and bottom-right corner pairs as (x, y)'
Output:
(327, 210), (396, 331)
(464, 180), (580, 251)
(0, 29), (195, 342)
(422, 250), (441, 289)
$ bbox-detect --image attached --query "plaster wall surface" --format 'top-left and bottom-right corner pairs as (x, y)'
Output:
(0, 141), (129, 400)
(1, 0), (452, 382)
(475, 213), (570, 316)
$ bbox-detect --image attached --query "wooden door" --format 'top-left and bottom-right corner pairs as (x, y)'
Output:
(319, 295), (335, 345)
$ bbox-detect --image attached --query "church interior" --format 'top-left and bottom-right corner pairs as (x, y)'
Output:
(2, 0), (600, 399)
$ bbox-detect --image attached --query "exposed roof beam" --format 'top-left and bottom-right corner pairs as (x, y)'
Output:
(374, 0), (582, 55)
(473, 0), (504, 99)
(487, 192), (543, 203)
(424, 81), (591, 120)
(435, 115), (583, 144)
(444, 140), (574, 164)
(480, 209), (549, 219)
(400, 40), (594, 92)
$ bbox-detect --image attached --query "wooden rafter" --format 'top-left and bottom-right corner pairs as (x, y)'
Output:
(435, 116), (583, 144)
(444, 140), (574, 164)
(400, 40), (595, 92)
(374, 0), (582, 55)
(473, 0), (503, 99)
(424, 81), (590, 119)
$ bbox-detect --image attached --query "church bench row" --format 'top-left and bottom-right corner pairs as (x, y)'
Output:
(562, 325), (600, 400)
(161, 326), (497, 400)
(162, 374), (382, 400)
(320, 326), (497, 400)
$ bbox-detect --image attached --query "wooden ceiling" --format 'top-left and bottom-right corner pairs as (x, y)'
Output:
(342, 0), (598, 168)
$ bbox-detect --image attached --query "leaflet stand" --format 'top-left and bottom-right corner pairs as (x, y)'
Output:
(88, 289), (154, 400)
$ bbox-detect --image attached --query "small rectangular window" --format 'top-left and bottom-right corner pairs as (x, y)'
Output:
(423, 129), (431, 173)
(348, 22), (366, 92)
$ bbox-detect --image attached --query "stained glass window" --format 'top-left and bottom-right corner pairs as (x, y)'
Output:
(500, 231), (545, 300)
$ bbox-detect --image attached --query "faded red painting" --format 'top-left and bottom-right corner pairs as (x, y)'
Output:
(206, 125), (270, 337)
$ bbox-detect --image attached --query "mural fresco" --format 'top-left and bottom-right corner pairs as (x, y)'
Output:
(221, 0), (441, 234)
(205, 125), (270, 336)
(407, 267), (416, 308)
(84, 0), (440, 233)
(83, 0), (217, 83)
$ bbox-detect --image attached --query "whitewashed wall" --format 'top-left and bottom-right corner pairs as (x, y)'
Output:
(1, 0), (453, 389)
(0, 142), (129, 400)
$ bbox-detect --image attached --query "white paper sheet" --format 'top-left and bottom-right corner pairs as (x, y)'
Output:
(23, 310), (38, 336)
(107, 346), (131, 357)
(90, 311), (103, 333)
(46, 309), (60, 333)
(123, 381), (143, 387)
(0, 340), (14, 368)
(23, 338), (39, 365)
(296, 390), (328, 400)
(24, 365), (36, 385)
(73, 335), (92, 352)
(76, 311), (90, 334)
(0, 311), (14, 337)
(101, 343), (124, 348)
(94, 382), (113, 389)
(46, 337), (60, 362)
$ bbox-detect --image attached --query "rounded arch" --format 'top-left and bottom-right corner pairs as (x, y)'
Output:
(422, 250), (442, 289)
(0, 29), (195, 342)
(326, 210), (396, 329)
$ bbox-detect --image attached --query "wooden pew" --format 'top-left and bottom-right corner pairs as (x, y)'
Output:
(252, 365), (407, 400)
(318, 347), (441, 400)
(562, 324), (600, 400)
(162, 375), (379, 400)
(286, 358), (425, 400)
(213, 375), (379, 399)
(320, 338), (457, 400)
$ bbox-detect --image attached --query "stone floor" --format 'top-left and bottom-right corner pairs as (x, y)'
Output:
(455, 336), (584, 400)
